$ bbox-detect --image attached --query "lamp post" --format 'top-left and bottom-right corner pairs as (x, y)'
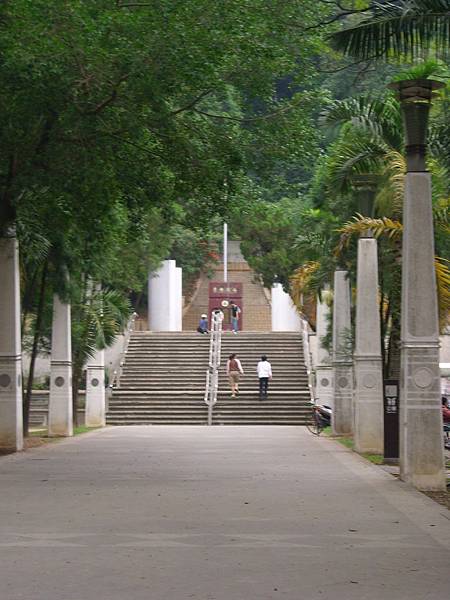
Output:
(352, 175), (384, 454)
(388, 78), (445, 490)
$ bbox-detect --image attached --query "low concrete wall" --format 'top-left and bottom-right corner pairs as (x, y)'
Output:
(29, 391), (86, 427)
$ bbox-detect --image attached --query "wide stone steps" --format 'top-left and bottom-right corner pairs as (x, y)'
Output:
(107, 331), (310, 426)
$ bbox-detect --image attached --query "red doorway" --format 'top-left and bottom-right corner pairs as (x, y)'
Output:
(208, 282), (243, 331)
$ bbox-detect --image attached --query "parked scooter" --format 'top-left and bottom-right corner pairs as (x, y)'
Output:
(316, 404), (332, 428)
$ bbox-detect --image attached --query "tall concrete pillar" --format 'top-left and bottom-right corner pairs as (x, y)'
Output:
(85, 349), (105, 427)
(388, 77), (446, 491)
(174, 266), (183, 331)
(332, 269), (353, 435)
(399, 173), (445, 490)
(0, 231), (23, 451)
(148, 260), (182, 331)
(315, 288), (333, 407)
(48, 295), (73, 436)
(271, 283), (301, 331)
(354, 238), (384, 453)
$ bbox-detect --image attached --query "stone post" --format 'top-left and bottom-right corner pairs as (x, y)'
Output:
(332, 269), (353, 435)
(85, 348), (106, 427)
(0, 230), (23, 451)
(352, 176), (384, 454)
(389, 78), (445, 491)
(354, 237), (384, 453)
(48, 295), (73, 436)
(315, 287), (333, 407)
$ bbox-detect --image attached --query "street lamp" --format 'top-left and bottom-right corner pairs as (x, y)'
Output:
(389, 79), (444, 172)
(351, 174), (384, 454)
(387, 78), (445, 490)
(352, 174), (378, 220)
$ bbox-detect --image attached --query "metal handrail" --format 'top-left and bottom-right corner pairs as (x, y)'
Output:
(204, 311), (223, 425)
(300, 317), (316, 403)
(110, 312), (137, 390)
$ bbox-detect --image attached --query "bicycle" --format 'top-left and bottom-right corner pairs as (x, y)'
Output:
(306, 404), (324, 436)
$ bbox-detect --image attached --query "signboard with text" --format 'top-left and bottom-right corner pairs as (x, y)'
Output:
(384, 379), (399, 462)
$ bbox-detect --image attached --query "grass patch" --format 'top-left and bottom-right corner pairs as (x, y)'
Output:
(323, 431), (384, 464)
(24, 426), (101, 450)
(361, 452), (384, 465)
(74, 425), (100, 435)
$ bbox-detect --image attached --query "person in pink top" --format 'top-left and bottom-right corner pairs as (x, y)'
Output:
(226, 353), (244, 398)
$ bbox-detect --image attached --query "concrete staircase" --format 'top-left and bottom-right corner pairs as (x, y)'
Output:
(107, 331), (311, 425)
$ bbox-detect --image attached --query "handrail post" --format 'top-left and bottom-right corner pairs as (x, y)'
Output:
(300, 317), (315, 404)
(204, 310), (223, 425)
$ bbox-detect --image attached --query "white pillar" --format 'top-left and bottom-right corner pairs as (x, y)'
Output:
(223, 223), (228, 283)
(315, 288), (334, 407)
(332, 269), (353, 435)
(174, 266), (183, 331)
(148, 260), (182, 332)
(271, 283), (301, 331)
(48, 295), (73, 436)
(354, 237), (384, 453)
(0, 231), (23, 451)
(399, 173), (445, 490)
(85, 349), (105, 427)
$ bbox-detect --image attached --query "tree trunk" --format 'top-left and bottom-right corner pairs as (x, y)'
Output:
(23, 261), (49, 436)
(21, 265), (40, 335)
(386, 312), (401, 380)
(72, 364), (82, 428)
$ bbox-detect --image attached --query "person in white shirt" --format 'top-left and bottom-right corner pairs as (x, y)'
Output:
(256, 355), (272, 400)
(226, 353), (244, 398)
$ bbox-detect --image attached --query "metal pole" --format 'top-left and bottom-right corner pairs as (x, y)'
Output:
(223, 222), (228, 283)
(204, 310), (222, 425)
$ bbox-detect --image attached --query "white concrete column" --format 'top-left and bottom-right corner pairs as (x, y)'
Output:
(271, 284), (301, 331)
(332, 269), (353, 435)
(148, 260), (182, 332)
(399, 173), (445, 490)
(315, 288), (333, 407)
(174, 266), (183, 331)
(354, 237), (384, 453)
(0, 231), (23, 451)
(85, 349), (105, 427)
(48, 295), (73, 436)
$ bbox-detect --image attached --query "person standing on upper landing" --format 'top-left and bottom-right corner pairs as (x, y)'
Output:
(230, 302), (241, 334)
(226, 353), (244, 398)
(257, 355), (272, 400)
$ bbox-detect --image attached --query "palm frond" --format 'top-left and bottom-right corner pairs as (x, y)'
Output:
(326, 130), (387, 194)
(331, 1), (450, 61)
(433, 197), (450, 232)
(376, 150), (406, 216)
(320, 95), (403, 150)
(435, 256), (450, 329)
(336, 215), (403, 255)
(290, 261), (320, 312)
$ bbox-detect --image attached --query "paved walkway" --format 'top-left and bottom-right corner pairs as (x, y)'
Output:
(0, 426), (449, 600)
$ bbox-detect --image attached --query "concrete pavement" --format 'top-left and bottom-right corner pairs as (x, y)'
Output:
(0, 426), (449, 600)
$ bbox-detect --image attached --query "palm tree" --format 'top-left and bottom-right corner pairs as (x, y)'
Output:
(291, 70), (449, 377)
(71, 286), (131, 426)
(331, 0), (450, 61)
